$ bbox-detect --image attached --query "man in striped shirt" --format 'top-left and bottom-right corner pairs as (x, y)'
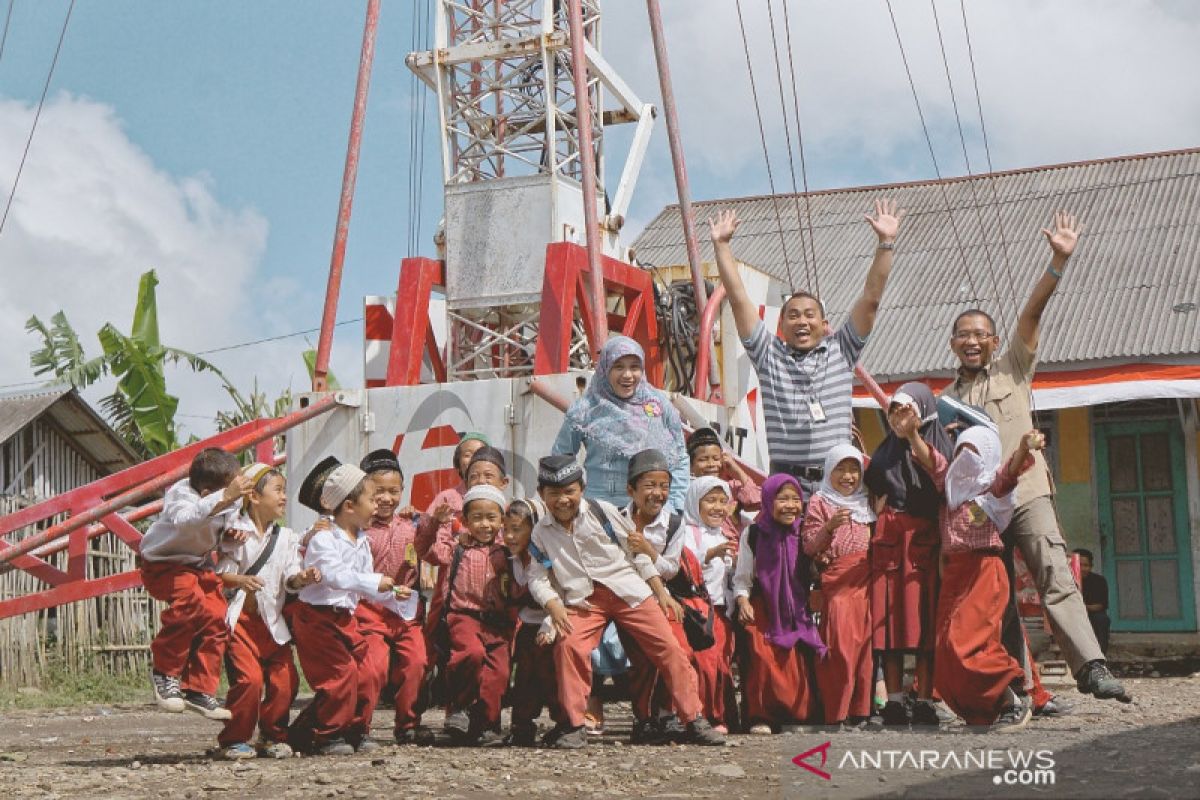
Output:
(709, 200), (904, 496)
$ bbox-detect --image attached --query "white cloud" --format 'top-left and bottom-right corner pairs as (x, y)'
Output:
(603, 0), (1200, 231)
(0, 92), (355, 440)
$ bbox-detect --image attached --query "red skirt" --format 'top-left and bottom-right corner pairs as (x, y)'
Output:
(738, 593), (818, 727)
(815, 550), (874, 723)
(870, 508), (938, 653)
(934, 550), (1023, 725)
(692, 609), (735, 726)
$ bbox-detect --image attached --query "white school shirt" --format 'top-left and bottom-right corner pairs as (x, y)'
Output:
(297, 523), (397, 612)
(527, 500), (659, 610)
(216, 517), (302, 645)
(683, 522), (732, 608)
(140, 479), (240, 566)
(731, 541), (757, 600)
(510, 557), (549, 626)
(621, 505), (684, 580)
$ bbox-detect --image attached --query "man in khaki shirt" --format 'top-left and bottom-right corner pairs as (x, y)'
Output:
(942, 211), (1130, 704)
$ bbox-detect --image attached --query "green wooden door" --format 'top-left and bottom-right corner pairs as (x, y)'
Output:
(1095, 420), (1196, 632)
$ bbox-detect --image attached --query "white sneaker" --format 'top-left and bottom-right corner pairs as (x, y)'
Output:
(749, 724), (773, 735)
(182, 690), (232, 720)
(258, 740), (293, 759)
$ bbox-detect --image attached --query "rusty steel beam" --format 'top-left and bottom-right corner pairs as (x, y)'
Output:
(313, 0), (381, 391)
(566, 0), (608, 356)
(0, 395), (337, 567)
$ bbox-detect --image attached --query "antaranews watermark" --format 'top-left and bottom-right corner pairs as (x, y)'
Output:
(793, 742), (1056, 786)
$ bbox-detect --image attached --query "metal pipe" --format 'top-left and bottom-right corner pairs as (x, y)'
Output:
(528, 378), (572, 413)
(646, 0), (708, 321)
(312, 0), (381, 392)
(853, 363), (892, 411)
(566, 0), (608, 355)
(692, 283), (726, 399)
(0, 396), (338, 566)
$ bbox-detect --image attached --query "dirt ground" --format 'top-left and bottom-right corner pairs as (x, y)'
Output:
(1, 672), (1197, 800)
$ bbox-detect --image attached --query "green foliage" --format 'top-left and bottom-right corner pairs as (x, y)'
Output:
(25, 269), (265, 457)
(0, 661), (148, 710)
(303, 348), (340, 390)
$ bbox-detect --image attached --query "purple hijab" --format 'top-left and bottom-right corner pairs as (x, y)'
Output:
(752, 474), (827, 656)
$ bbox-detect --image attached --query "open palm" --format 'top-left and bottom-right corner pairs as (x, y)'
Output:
(864, 198), (905, 242)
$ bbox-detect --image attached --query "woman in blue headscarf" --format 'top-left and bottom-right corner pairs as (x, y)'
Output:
(553, 335), (689, 511)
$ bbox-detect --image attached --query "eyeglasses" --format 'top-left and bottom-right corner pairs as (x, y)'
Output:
(952, 329), (996, 342)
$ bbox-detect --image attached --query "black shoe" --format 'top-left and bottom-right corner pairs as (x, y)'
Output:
(911, 700), (940, 727)
(1033, 697), (1072, 718)
(660, 715), (687, 744)
(505, 723), (537, 747)
(991, 695), (1032, 732)
(880, 700), (910, 726)
(1075, 660), (1133, 702)
(540, 724), (567, 747)
(551, 725), (588, 749)
(473, 729), (505, 748)
(629, 717), (666, 745)
(354, 736), (382, 753)
(182, 690), (231, 720)
(683, 716), (727, 746)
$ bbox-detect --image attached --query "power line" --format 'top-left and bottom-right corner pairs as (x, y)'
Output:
(957, 0), (1026, 335)
(928, 0), (1005, 315)
(0, 0), (74, 239)
(734, 0), (799, 293)
(883, 0), (978, 301)
(763, 0), (814, 292)
(0, 0), (15, 66)
(779, 0), (820, 297)
(194, 317), (363, 356)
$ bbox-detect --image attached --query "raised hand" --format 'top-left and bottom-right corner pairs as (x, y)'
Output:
(432, 502), (454, 525)
(1022, 430), (1046, 452)
(864, 198), (905, 243)
(707, 209), (740, 244)
(223, 473), (255, 503)
(1041, 211), (1083, 259)
(826, 508), (853, 532)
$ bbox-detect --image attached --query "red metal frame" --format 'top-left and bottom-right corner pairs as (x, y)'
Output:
(386, 257), (446, 386)
(533, 242), (661, 385)
(0, 395), (339, 619)
(313, 0), (381, 392)
(692, 283), (727, 401)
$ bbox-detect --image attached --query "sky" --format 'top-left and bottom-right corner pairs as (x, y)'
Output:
(1, 0), (1198, 439)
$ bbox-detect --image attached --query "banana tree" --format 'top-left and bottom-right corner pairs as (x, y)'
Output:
(26, 270), (252, 457)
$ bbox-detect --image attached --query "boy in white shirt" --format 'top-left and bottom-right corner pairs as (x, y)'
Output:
(286, 457), (402, 756)
(527, 455), (724, 750)
(215, 463), (320, 760)
(140, 447), (250, 719)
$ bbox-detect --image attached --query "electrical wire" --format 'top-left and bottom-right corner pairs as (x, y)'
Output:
(883, 0), (978, 301)
(779, 0), (820, 297)
(0, 0), (75, 239)
(0, 0), (15, 66)
(763, 0), (814, 292)
(928, 0), (1004, 313)
(734, 0), (799, 293)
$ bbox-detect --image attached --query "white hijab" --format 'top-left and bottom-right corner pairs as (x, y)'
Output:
(946, 424), (1015, 530)
(817, 444), (876, 524)
(684, 476), (731, 535)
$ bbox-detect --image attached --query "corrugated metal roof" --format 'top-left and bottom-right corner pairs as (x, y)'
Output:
(0, 385), (141, 472)
(631, 148), (1200, 383)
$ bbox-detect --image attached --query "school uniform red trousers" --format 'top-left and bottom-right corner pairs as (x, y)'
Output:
(446, 611), (511, 731)
(815, 550), (873, 723)
(556, 584), (702, 728)
(288, 602), (373, 747)
(219, 609), (298, 747)
(738, 592), (818, 726)
(934, 550), (1024, 725)
(509, 621), (563, 729)
(870, 508), (938, 653)
(356, 600), (428, 734)
(140, 561), (228, 695)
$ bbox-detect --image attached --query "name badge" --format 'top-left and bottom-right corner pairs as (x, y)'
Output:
(808, 400), (827, 422)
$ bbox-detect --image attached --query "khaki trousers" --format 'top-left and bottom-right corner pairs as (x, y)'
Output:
(1002, 495), (1103, 677)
